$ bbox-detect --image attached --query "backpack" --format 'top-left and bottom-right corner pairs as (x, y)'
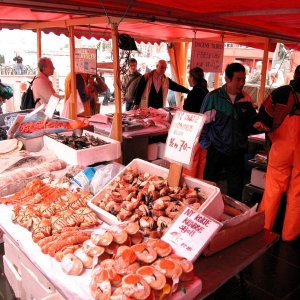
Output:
(0, 80), (13, 100)
(20, 77), (40, 110)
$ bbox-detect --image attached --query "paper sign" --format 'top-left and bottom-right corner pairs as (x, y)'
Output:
(164, 110), (205, 168)
(162, 207), (222, 262)
(44, 96), (59, 118)
(190, 39), (224, 72)
(75, 48), (97, 74)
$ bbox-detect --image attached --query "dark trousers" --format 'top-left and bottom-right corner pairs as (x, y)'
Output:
(204, 146), (245, 201)
(126, 101), (133, 111)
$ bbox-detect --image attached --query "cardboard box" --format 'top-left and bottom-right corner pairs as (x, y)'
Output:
(44, 130), (121, 166)
(250, 168), (266, 189)
(202, 196), (265, 256)
(88, 158), (224, 225)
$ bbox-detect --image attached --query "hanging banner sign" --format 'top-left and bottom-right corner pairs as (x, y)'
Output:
(162, 207), (222, 262)
(190, 39), (224, 72)
(164, 110), (205, 168)
(75, 48), (97, 74)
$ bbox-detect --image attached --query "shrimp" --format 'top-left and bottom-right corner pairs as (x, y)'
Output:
(122, 274), (151, 300)
(91, 230), (113, 247)
(152, 258), (182, 279)
(149, 240), (172, 257)
(90, 269), (112, 300)
(131, 243), (157, 264)
(136, 265), (166, 290)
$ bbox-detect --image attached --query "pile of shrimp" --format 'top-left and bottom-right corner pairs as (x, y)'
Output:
(89, 223), (194, 299)
(47, 222), (194, 299)
(92, 167), (208, 237)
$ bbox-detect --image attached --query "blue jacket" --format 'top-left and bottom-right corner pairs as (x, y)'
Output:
(200, 85), (258, 155)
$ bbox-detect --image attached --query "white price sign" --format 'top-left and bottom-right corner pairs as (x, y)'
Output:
(164, 111), (205, 168)
(162, 207), (222, 262)
(190, 39), (224, 72)
(44, 96), (59, 118)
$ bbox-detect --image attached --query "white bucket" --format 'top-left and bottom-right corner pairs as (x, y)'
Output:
(147, 143), (158, 161)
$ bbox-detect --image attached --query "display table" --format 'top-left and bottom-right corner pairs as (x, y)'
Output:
(92, 122), (169, 165)
(195, 230), (279, 299)
(0, 204), (279, 300)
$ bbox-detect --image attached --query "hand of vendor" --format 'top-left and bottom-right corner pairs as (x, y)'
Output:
(253, 121), (270, 132)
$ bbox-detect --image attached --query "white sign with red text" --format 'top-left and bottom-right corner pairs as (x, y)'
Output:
(190, 39), (224, 72)
(164, 110), (205, 168)
(162, 207), (222, 262)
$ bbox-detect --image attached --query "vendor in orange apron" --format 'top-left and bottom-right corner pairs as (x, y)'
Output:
(65, 72), (91, 117)
(254, 65), (300, 241)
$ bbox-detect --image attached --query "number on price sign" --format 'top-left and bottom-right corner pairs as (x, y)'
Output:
(164, 111), (206, 168)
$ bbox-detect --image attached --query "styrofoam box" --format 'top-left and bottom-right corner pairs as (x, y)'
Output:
(17, 136), (44, 152)
(43, 130), (121, 166)
(88, 158), (223, 225)
(19, 251), (56, 298)
(41, 292), (65, 300)
(3, 234), (22, 274)
(3, 255), (25, 299)
(250, 168), (266, 189)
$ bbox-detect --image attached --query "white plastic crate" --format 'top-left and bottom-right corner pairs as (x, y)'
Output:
(3, 234), (21, 274)
(250, 168), (266, 189)
(88, 158), (223, 225)
(3, 255), (25, 299)
(19, 251), (56, 299)
(43, 130), (121, 166)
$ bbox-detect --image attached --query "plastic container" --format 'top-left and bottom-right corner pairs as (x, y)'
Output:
(3, 234), (21, 273)
(3, 255), (25, 299)
(43, 130), (121, 166)
(88, 158), (223, 225)
(147, 143), (158, 161)
(157, 142), (166, 158)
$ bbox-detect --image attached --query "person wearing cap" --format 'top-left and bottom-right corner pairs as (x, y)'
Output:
(254, 65), (300, 242)
(133, 60), (190, 109)
(182, 67), (209, 179)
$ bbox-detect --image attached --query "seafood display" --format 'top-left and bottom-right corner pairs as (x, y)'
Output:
(0, 159), (67, 197)
(3, 179), (99, 242)
(91, 166), (208, 236)
(47, 132), (109, 150)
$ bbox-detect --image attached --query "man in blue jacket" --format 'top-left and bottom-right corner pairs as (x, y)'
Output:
(200, 63), (258, 200)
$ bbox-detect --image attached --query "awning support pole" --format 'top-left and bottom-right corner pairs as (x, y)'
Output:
(258, 38), (270, 108)
(110, 23), (123, 163)
(37, 29), (42, 60)
(69, 26), (77, 119)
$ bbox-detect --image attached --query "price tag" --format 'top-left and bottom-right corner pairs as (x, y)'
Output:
(162, 207), (222, 262)
(45, 96), (59, 118)
(164, 111), (205, 168)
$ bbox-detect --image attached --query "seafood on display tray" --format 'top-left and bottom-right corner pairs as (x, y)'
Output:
(90, 166), (209, 237)
(0, 179), (100, 242)
(39, 221), (196, 299)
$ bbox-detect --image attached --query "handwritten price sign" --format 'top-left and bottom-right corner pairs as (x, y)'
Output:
(162, 207), (222, 262)
(164, 111), (205, 168)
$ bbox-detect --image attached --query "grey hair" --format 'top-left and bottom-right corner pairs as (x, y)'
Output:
(38, 57), (52, 72)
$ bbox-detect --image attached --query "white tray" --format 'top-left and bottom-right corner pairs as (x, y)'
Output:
(43, 130), (121, 166)
(88, 159), (223, 225)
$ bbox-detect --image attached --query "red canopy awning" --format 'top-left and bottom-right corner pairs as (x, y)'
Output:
(0, 1), (299, 50)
